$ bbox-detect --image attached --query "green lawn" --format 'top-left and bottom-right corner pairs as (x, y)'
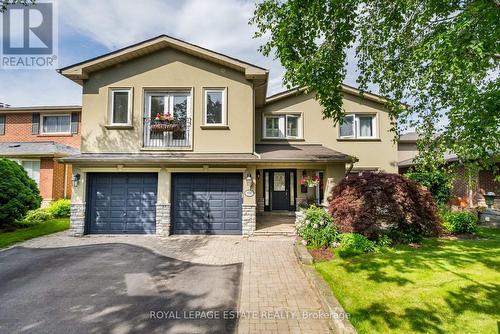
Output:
(0, 218), (70, 249)
(315, 227), (500, 334)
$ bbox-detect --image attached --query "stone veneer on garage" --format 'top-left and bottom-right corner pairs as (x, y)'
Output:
(69, 203), (86, 236)
(70, 203), (256, 237)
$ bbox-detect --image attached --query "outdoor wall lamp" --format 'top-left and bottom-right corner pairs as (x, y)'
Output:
(256, 170), (261, 180)
(484, 192), (495, 209)
(246, 174), (253, 187)
(72, 173), (81, 187)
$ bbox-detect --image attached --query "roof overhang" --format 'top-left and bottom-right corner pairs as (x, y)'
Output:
(58, 35), (268, 84)
(58, 147), (356, 165)
(0, 106), (81, 114)
(265, 84), (403, 107)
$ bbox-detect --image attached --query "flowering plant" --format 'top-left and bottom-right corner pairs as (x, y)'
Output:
(154, 112), (175, 122)
(300, 175), (320, 187)
(296, 205), (338, 249)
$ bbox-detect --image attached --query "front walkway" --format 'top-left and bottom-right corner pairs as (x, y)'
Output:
(18, 233), (331, 334)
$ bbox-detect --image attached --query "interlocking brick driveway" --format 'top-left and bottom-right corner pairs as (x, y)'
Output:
(15, 233), (332, 333)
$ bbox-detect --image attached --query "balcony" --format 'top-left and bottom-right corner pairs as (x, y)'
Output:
(143, 117), (191, 149)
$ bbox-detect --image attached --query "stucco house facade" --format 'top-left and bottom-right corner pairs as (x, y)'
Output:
(57, 35), (397, 236)
(0, 106), (81, 206)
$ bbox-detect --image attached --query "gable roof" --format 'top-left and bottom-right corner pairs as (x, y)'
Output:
(266, 84), (393, 106)
(58, 34), (268, 84)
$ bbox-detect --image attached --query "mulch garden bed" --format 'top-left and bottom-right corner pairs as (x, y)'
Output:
(308, 247), (334, 262)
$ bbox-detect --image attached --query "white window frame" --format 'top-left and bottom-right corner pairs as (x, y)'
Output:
(144, 91), (192, 119)
(40, 113), (71, 135)
(144, 90), (193, 147)
(203, 88), (226, 126)
(13, 158), (40, 185)
(262, 113), (303, 139)
(339, 114), (377, 139)
(109, 88), (133, 126)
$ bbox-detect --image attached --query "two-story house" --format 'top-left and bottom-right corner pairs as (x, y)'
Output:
(0, 106), (81, 206)
(57, 35), (397, 236)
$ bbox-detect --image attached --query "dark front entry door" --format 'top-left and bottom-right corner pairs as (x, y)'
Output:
(270, 170), (295, 211)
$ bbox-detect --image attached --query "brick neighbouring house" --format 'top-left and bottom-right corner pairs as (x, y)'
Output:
(398, 132), (499, 208)
(0, 106), (81, 206)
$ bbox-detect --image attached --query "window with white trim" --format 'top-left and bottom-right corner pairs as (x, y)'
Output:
(13, 159), (40, 185)
(204, 89), (225, 125)
(40, 114), (71, 134)
(263, 114), (302, 139)
(109, 88), (132, 125)
(339, 114), (377, 139)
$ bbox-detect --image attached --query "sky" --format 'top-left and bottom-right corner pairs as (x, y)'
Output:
(0, 0), (362, 107)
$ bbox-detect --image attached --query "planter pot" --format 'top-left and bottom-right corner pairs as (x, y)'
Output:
(150, 123), (178, 133)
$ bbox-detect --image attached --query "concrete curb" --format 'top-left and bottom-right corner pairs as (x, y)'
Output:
(293, 240), (314, 264)
(294, 242), (358, 334)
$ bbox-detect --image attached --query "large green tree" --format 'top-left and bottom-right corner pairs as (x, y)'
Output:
(252, 0), (499, 173)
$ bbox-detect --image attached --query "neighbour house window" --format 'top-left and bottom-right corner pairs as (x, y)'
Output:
(41, 114), (71, 134)
(339, 114), (377, 139)
(204, 89), (225, 125)
(263, 114), (302, 139)
(0, 114), (5, 135)
(14, 159), (40, 185)
(110, 89), (132, 125)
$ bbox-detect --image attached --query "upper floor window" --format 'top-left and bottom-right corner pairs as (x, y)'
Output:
(204, 89), (226, 125)
(263, 113), (302, 139)
(339, 114), (377, 139)
(109, 88), (132, 126)
(41, 114), (71, 134)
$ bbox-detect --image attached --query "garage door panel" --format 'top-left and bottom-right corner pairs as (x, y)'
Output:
(87, 173), (157, 234)
(172, 173), (242, 235)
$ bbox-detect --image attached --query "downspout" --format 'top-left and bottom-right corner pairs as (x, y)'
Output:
(344, 157), (357, 177)
(63, 162), (68, 198)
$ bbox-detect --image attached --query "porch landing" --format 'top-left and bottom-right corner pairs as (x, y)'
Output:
(254, 213), (296, 236)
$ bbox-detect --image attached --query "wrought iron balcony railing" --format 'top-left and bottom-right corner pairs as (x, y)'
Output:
(143, 117), (191, 148)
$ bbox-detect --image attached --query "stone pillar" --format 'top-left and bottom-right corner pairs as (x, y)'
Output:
(69, 203), (85, 236)
(156, 168), (171, 236)
(156, 203), (171, 236)
(242, 204), (256, 236)
(257, 198), (265, 213)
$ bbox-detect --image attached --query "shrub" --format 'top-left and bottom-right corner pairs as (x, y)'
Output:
(47, 199), (71, 217)
(405, 170), (453, 205)
(298, 196), (317, 210)
(328, 172), (441, 243)
(296, 205), (339, 248)
(336, 233), (375, 257)
(22, 208), (52, 225)
(0, 159), (42, 227)
(442, 211), (478, 234)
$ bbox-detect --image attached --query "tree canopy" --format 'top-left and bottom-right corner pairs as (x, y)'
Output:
(252, 0), (499, 173)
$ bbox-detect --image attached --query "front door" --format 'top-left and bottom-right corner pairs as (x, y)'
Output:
(268, 170), (296, 211)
